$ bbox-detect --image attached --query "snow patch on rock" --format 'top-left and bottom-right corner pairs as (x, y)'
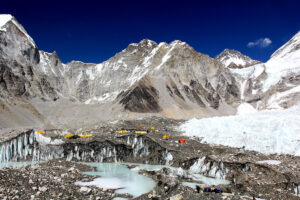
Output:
(256, 160), (281, 165)
(0, 14), (13, 31)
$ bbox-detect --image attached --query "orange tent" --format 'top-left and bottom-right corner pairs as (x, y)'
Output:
(178, 138), (186, 143)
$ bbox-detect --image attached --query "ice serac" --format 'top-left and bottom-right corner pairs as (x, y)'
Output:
(215, 49), (261, 68)
(180, 104), (300, 156)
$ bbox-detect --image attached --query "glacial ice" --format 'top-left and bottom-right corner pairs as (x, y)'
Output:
(130, 161), (229, 186)
(162, 149), (173, 166)
(188, 157), (226, 179)
(180, 105), (300, 156)
(0, 130), (66, 163)
(0, 131), (228, 188)
(0, 131), (37, 162)
(294, 184), (300, 195)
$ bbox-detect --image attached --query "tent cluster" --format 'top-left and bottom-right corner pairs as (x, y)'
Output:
(117, 123), (158, 135)
(117, 122), (188, 145)
(64, 134), (94, 139)
(118, 129), (149, 134)
(36, 130), (94, 139)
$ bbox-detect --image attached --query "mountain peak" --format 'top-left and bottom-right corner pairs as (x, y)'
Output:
(139, 39), (157, 46)
(129, 39), (157, 48)
(0, 14), (36, 48)
(0, 14), (13, 31)
(170, 40), (186, 45)
(215, 48), (260, 68)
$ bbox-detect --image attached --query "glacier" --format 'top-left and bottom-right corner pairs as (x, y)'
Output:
(180, 104), (300, 156)
(0, 132), (176, 166)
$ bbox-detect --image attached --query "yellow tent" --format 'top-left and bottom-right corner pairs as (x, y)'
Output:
(163, 135), (170, 139)
(135, 130), (147, 134)
(37, 131), (45, 134)
(79, 134), (94, 138)
(64, 134), (75, 138)
(118, 130), (128, 134)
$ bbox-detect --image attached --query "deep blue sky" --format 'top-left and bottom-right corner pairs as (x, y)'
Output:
(1, 0), (300, 63)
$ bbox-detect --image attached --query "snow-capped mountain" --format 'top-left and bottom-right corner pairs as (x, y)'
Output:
(215, 49), (261, 68)
(115, 40), (240, 116)
(0, 14), (67, 101)
(1, 14), (300, 129)
(229, 31), (300, 110)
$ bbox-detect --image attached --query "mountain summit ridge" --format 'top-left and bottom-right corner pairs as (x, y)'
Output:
(0, 14), (300, 129)
(215, 48), (261, 68)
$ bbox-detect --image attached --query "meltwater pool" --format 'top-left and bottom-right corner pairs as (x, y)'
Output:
(76, 162), (156, 198)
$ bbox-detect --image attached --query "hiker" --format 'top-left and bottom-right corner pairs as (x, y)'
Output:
(196, 185), (201, 193)
(203, 187), (212, 192)
(213, 187), (222, 193)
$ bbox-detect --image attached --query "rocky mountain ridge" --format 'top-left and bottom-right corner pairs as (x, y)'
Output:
(0, 14), (300, 129)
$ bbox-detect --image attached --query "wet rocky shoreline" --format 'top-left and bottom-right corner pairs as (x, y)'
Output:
(0, 158), (298, 200)
(0, 159), (257, 200)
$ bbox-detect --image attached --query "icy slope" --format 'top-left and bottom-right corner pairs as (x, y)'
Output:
(263, 31), (300, 92)
(228, 31), (300, 110)
(180, 104), (300, 156)
(232, 31), (300, 86)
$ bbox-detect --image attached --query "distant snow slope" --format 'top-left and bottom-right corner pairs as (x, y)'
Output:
(180, 104), (300, 156)
(230, 31), (300, 93)
(215, 49), (260, 68)
(262, 31), (300, 92)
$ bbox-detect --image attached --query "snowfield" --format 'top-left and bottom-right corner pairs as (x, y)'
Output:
(180, 105), (300, 156)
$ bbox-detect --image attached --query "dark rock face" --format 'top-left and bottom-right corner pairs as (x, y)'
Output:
(22, 46), (40, 64)
(181, 84), (205, 107)
(119, 79), (162, 113)
(0, 59), (60, 101)
(188, 80), (221, 109)
(38, 76), (59, 100)
(171, 84), (185, 100)
(0, 61), (29, 98)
